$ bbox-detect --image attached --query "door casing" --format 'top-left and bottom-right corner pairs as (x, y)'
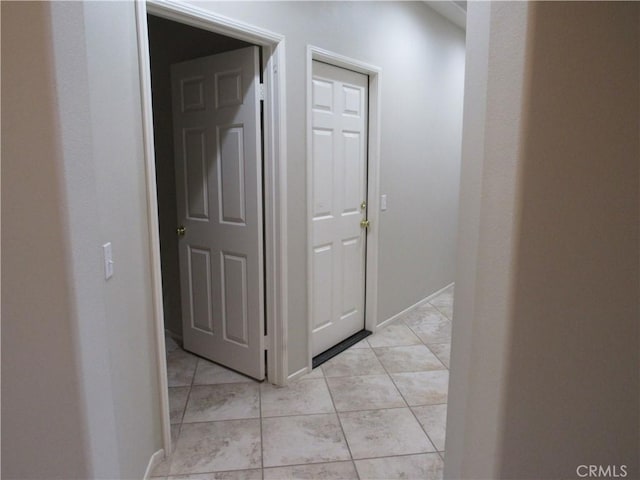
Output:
(135, 0), (288, 459)
(304, 46), (382, 379)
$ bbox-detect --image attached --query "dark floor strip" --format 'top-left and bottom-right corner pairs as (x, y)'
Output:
(312, 329), (372, 369)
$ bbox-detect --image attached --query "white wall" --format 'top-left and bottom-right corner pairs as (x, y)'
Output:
(2, 2), (162, 478)
(443, 2), (497, 476)
(446, 2), (640, 478)
(79, 2), (162, 475)
(190, 1), (466, 374)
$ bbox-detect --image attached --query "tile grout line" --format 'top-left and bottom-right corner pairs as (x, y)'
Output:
(409, 404), (447, 457)
(399, 310), (451, 374)
(366, 323), (422, 349)
(162, 350), (199, 477)
(163, 291), (452, 478)
(403, 320), (451, 348)
(193, 379), (256, 386)
(374, 345), (440, 457)
(178, 356), (199, 425)
(371, 345), (447, 373)
(407, 302), (452, 456)
(168, 351), (265, 477)
(399, 305), (451, 463)
(428, 300), (454, 322)
(180, 415), (260, 425)
(172, 456), (435, 478)
(318, 294), (452, 470)
(262, 453), (446, 474)
(425, 343), (450, 370)
(321, 371), (361, 480)
(259, 380), (265, 480)
(386, 309), (453, 454)
(349, 451), (446, 463)
(171, 402), (448, 426)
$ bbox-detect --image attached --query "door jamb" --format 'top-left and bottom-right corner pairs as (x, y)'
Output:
(134, 0), (289, 457)
(305, 46), (382, 375)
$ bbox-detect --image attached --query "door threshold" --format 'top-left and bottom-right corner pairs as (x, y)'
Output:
(312, 329), (372, 369)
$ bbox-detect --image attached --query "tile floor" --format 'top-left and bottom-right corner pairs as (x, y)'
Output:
(153, 285), (453, 480)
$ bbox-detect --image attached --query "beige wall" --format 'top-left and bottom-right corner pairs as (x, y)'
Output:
(190, 1), (466, 373)
(1, 3), (91, 477)
(2, 2), (162, 478)
(446, 2), (639, 478)
(500, 2), (639, 477)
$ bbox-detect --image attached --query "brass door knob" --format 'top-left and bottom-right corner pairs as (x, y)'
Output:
(177, 225), (186, 236)
(360, 219), (370, 229)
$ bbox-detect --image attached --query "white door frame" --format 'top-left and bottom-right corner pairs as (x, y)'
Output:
(305, 46), (382, 374)
(134, 0), (288, 457)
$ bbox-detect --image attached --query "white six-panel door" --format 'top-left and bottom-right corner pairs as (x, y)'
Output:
(171, 46), (264, 380)
(311, 61), (369, 356)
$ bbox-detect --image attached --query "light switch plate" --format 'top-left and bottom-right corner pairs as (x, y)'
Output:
(381, 194), (388, 211)
(103, 242), (114, 280)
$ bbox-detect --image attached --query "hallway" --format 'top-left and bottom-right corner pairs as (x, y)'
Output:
(152, 286), (453, 479)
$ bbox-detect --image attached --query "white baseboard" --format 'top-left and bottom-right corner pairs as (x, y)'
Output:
(287, 366), (309, 383)
(377, 282), (454, 329)
(143, 449), (165, 479)
(165, 328), (183, 343)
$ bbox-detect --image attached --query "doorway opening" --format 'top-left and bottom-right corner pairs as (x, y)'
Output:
(308, 59), (372, 367)
(147, 14), (263, 374)
(305, 47), (383, 377)
(135, 0), (287, 460)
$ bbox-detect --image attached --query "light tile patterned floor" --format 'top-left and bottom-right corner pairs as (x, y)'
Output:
(153, 285), (453, 480)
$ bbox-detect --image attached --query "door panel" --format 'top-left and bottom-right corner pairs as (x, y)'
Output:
(312, 129), (334, 217)
(221, 252), (248, 345)
(311, 61), (369, 356)
(312, 244), (334, 332)
(188, 246), (213, 334)
(183, 128), (208, 220)
(217, 125), (246, 224)
(172, 46), (264, 380)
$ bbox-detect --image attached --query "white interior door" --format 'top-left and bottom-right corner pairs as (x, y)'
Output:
(171, 46), (264, 380)
(310, 61), (369, 356)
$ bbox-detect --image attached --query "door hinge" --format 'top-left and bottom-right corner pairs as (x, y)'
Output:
(258, 83), (265, 101)
(264, 335), (269, 349)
